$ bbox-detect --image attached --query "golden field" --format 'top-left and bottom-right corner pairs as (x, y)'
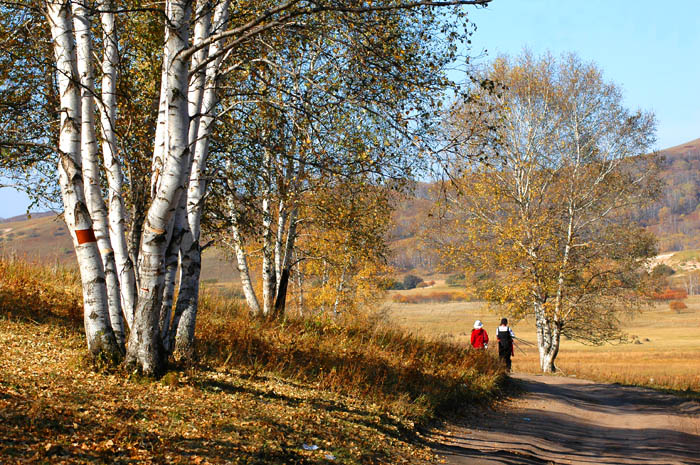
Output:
(386, 283), (700, 393)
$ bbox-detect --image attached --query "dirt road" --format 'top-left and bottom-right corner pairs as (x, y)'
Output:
(431, 373), (700, 465)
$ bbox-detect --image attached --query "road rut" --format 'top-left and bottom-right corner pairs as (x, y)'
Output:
(432, 373), (700, 465)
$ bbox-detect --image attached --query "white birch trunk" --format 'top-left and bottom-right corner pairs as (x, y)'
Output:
(261, 146), (276, 317)
(126, 0), (192, 375)
(187, 0), (211, 152)
(97, 0), (137, 328)
(45, 0), (121, 359)
(171, 0), (230, 357)
(158, 234), (180, 341)
(534, 300), (559, 373)
(72, 1), (126, 349)
(275, 199), (287, 286)
(229, 199), (262, 317)
(151, 0), (172, 200)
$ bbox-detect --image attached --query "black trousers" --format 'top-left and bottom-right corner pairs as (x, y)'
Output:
(499, 346), (512, 371)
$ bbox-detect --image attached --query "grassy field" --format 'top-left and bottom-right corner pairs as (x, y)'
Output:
(386, 285), (700, 393)
(0, 257), (503, 464)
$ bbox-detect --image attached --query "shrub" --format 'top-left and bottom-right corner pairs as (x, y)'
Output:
(402, 274), (423, 290)
(446, 272), (465, 287)
(385, 279), (405, 290)
(669, 300), (687, 313)
(652, 288), (688, 301)
(651, 264), (675, 277)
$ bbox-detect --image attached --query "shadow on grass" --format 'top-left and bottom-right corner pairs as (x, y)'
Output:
(195, 314), (505, 427)
(0, 380), (396, 465)
(199, 376), (413, 441)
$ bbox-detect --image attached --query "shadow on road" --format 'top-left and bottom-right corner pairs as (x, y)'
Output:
(430, 374), (700, 465)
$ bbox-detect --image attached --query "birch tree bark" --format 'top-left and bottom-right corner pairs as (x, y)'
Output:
(171, 0), (231, 357)
(97, 0), (137, 328)
(229, 207), (263, 316)
(275, 199), (288, 287)
(125, 0), (193, 376)
(158, 0), (213, 343)
(151, 0), (172, 200)
(260, 145), (277, 317)
(72, 0), (126, 349)
(45, 0), (121, 360)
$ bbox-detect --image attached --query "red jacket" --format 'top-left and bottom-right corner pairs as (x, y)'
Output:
(470, 328), (489, 349)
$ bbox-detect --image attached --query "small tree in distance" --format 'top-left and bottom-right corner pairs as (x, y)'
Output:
(438, 51), (660, 372)
(403, 274), (424, 290)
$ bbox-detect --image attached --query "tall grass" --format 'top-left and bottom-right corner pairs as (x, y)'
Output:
(0, 255), (82, 326)
(391, 290), (471, 304)
(0, 257), (504, 424)
(196, 289), (504, 422)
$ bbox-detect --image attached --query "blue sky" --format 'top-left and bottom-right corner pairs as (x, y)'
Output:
(1, 0), (698, 218)
(466, 0), (700, 150)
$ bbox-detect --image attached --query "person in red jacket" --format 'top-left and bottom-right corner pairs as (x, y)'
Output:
(470, 320), (489, 349)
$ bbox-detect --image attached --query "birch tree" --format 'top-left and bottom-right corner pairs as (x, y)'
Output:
(210, 3), (473, 319)
(440, 52), (659, 372)
(2, 0), (491, 375)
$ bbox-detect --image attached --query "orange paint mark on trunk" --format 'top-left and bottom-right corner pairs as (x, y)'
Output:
(75, 228), (97, 244)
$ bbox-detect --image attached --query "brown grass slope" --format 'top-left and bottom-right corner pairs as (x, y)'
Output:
(0, 214), (239, 284)
(0, 257), (504, 464)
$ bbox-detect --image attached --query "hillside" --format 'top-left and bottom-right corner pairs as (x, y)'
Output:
(3, 138), (699, 276)
(647, 138), (700, 251)
(0, 257), (503, 464)
(0, 214), (239, 285)
(389, 138), (700, 271)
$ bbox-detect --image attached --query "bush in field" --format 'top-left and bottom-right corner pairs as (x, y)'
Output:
(384, 279), (405, 290)
(446, 273), (465, 287)
(402, 274), (423, 290)
(653, 288), (688, 301)
(669, 300), (687, 313)
(651, 264), (675, 278)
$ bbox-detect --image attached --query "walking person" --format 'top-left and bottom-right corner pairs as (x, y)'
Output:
(496, 318), (515, 371)
(470, 320), (489, 349)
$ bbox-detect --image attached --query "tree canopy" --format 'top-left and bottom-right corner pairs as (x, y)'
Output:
(439, 51), (660, 372)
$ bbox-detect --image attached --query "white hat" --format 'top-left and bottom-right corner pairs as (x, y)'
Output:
(474, 320), (483, 329)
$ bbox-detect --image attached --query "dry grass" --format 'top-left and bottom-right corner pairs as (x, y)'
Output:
(391, 291), (470, 304)
(0, 257), (504, 464)
(387, 285), (700, 394)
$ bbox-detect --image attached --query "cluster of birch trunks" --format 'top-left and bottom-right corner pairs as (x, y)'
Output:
(43, 0), (492, 375)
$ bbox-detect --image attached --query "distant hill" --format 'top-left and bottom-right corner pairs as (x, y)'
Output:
(388, 138), (700, 271)
(0, 211), (55, 223)
(0, 213), (239, 285)
(3, 138), (699, 277)
(646, 138), (700, 251)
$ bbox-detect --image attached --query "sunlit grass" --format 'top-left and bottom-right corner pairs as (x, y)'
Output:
(0, 257), (505, 463)
(386, 289), (700, 393)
